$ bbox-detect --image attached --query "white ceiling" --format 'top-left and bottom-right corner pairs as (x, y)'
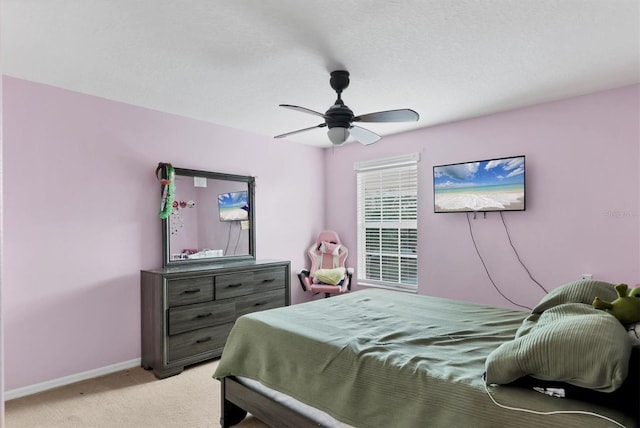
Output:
(2, 1), (639, 148)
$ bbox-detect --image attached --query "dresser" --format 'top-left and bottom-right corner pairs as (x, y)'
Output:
(141, 259), (290, 378)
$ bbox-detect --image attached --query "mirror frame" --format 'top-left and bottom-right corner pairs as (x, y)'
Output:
(162, 167), (256, 267)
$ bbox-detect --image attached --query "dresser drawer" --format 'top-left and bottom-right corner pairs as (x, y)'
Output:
(236, 289), (286, 317)
(167, 323), (234, 363)
(168, 300), (236, 335)
(166, 277), (214, 307)
(216, 268), (285, 300)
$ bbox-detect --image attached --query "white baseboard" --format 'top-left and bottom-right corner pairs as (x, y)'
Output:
(5, 358), (142, 401)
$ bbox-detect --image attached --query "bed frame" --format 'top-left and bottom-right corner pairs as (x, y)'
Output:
(220, 376), (325, 428)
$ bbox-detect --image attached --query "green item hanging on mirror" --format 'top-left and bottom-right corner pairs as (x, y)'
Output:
(156, 163), (175, 219)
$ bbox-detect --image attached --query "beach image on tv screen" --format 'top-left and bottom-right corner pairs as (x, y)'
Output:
(433, 156), (525, 212)
(218, 191), (249, 221)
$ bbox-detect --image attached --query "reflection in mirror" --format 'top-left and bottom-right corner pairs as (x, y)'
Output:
(162, 168), (255, 267)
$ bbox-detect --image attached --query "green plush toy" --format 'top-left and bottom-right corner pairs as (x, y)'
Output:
(592, 283), (640, 325)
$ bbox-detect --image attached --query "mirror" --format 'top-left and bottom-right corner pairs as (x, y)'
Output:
(162, 167), (255, 267)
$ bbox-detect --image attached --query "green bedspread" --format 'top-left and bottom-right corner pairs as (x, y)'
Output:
(213, 289), (635, 428)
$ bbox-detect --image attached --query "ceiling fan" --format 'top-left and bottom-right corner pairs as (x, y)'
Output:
(274, 70), (419, 146)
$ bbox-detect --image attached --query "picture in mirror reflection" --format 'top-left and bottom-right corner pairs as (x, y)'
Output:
(218, 191), (249, 221)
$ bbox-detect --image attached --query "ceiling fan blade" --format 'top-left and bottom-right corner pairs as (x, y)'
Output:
(274, 123), (327, 139)
(349, 125), (381, 145)
(354, 109), (420, 123)
(279, 104), (326, 118)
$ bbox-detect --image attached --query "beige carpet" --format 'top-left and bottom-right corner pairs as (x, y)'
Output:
(5, 359), (268, 428)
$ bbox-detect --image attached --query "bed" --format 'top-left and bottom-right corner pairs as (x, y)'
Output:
(213, 282), (639, 428)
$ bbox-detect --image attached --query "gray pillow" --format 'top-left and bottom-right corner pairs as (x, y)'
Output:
(485, 280), (631, 392)
(517, 279), (618, 337)
(531, 279), (618, 313)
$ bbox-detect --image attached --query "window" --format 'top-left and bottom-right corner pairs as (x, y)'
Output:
(355, 153), (419, 292)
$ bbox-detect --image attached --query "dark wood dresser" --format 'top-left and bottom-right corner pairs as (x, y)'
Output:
(141, 259), (290, 378)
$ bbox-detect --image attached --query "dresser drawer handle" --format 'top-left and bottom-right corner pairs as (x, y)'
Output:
(183, 288), (201, 294)
(196, 337), (212, 344)
(196, 313), (213, 319)
(227, 283), (243, 288)
(262, 278), (275, 283)
(254, 301), (268, 307)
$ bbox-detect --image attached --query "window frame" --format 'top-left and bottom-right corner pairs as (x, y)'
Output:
(355, 153), (419, 292)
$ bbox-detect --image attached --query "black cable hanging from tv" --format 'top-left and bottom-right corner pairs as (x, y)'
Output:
(233, 221), (243, 255)
(499, 211), (548, 294)
(467, 212), (532, 311)
(224, 222), (232, 256)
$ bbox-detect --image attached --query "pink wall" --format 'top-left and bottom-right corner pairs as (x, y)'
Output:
(325, 85), (640, 309)
(2, 77), (639, 393)
(2, 76), (324, 391)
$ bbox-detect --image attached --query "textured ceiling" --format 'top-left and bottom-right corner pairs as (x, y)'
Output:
(2, 1), (639, 147)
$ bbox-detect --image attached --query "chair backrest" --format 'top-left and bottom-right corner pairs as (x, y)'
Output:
(308, 230), (348, 276)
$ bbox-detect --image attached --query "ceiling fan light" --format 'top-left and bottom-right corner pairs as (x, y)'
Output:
(327, 127), (349, 145)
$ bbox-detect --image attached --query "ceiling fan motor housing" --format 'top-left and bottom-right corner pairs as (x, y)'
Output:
(326, 103), (354, 129)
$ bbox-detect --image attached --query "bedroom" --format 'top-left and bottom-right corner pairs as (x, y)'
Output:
(1, 0), (639, 425)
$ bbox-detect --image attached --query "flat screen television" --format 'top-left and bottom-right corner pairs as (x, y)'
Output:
(433, 155), (525, 213)
(218, 191), (249, 221)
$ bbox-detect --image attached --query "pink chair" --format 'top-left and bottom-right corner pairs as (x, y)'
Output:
(298, 230), (353, 298)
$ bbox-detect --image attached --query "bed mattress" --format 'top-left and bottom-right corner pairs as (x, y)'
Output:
(214, 289), (636, 428)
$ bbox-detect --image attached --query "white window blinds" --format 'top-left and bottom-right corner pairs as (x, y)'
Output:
(355, 153), (419, 291)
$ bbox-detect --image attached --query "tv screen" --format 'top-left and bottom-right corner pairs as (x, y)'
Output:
(433, 155), (525, 213)
(218, 191), (249, 221)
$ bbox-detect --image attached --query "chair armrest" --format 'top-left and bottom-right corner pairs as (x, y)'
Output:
(345, 268), (354, 291)
(297, 269), (311, 292)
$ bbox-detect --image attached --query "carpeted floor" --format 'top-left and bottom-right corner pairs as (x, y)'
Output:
(5, 359), (268, 428)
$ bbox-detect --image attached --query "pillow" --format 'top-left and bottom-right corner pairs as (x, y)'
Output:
(485, 302), (631, 392)
(516, 279), (618, 338)
(313, 267), (345, 285)
(531, 279), (618, 314)
(485, 280), (634, 393)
